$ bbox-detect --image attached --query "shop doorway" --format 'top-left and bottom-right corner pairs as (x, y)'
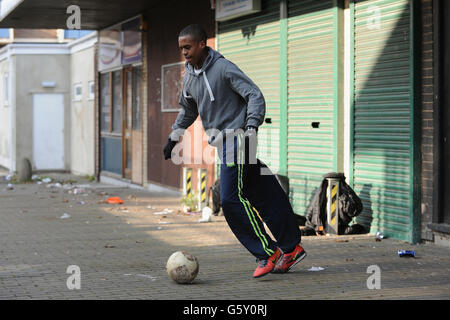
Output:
(123, 65), (143, 184)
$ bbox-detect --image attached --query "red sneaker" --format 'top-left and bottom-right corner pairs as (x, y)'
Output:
(253, 248), (282, 278)
(273, 244), (307, 273)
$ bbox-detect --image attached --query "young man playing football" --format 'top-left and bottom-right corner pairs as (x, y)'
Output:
(164, 24), (306, 278)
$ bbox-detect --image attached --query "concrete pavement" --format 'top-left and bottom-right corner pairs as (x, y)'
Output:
(1, 173), (449, 300)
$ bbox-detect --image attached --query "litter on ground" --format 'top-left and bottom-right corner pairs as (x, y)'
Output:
(153, 208), (173, 215)
(107, 197), (124, 204)
(308, 267), (325, 272)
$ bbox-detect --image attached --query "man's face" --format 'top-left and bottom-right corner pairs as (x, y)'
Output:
(178, 35), (206, 67)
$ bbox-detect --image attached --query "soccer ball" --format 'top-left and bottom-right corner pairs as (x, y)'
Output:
(166, 251), (199, 284)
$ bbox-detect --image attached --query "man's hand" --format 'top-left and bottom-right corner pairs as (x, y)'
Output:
(244, 126), (258, 164)
(244, 126), (258, 142)
(245, 126), (258, 133)
(163, 138), (178, 160)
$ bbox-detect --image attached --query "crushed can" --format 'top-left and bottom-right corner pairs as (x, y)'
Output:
(398, 250), (415, 257)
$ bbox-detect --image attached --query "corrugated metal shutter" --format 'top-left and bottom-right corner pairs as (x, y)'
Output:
(352, 0), (413, 241)
(287, 0), (337, 215)
(217, 0), (281, 172)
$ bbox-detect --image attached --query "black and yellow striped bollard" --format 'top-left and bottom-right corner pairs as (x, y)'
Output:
(183, 167), (192, 200)
(326, 178), (340, 234)
(197, 169), (207, 210)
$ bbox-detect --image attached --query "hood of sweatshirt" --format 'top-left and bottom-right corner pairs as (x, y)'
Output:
(185, 47), (224, 74)
(182, 47), (223, 103)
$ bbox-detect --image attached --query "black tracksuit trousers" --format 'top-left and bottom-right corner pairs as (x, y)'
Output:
(219, 134), (301, 260)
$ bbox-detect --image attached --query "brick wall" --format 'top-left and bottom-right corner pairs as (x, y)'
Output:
(420, 0), (435, 241)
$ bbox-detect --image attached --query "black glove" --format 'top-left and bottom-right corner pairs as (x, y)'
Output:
(163, 138), (178, 160)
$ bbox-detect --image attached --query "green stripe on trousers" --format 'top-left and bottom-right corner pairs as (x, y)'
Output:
(236, 134), (274, 256)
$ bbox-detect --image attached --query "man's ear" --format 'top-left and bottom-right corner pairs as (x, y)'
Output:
(200, 40), (206, 49)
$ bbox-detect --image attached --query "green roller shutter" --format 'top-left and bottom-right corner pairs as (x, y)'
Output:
(351, 0), (418, 242)
(286, 0), (338, 216)
(217, 0), (281, 172)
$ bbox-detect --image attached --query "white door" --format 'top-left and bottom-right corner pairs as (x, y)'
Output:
(33, 93), (64, 170)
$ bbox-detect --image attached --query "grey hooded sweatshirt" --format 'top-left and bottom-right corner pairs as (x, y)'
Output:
(169, 47), (266, 146)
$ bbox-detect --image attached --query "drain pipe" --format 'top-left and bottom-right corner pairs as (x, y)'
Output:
(8, 46), (15, 174)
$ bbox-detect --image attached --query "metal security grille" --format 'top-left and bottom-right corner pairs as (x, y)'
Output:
(286, 0), (337, 216)
(217, 0), (281, 172)
(352, 0), (414, 241)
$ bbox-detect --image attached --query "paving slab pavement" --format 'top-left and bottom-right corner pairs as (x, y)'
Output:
(1, 173), (450, 300)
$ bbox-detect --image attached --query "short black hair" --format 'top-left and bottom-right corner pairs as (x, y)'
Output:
(179, 24), (207, 43)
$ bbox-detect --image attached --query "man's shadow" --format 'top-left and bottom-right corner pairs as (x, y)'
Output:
(356, 183), (373, 232)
